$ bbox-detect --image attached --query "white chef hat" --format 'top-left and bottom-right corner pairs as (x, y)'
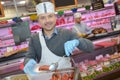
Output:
(36, 2), (55, 16)
(74, 12), (82, 18)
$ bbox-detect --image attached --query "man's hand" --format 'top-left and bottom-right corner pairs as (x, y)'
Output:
(23, 59), (37, 75)
(64, 39), (79, 56)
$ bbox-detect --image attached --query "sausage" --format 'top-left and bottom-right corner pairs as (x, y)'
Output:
(62, 73), (69, 80)
(51, 73), (61, 80)
(51, 74), (58, 80)
(39, 65), (50, 70)
(69, 72), (74, 79)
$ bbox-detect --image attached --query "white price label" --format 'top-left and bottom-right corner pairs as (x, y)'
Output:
(7, 47), (13, 52)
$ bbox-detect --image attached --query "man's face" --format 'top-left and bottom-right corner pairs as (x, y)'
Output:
(75, 17), (81, 24)
(38, 13), (56, 31)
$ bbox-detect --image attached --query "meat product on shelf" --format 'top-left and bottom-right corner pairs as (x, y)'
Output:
(3, 47), (28, 57)
(92, 27), (107, 34)
(31, 25), (41, 30)
(0, 20), (8, 25)
(87, 60), (97, 66)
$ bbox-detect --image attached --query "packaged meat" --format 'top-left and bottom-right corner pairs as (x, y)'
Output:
(92, 27), (107, 35)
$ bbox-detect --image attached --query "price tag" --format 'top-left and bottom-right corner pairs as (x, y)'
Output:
(7, 47), (13, 52)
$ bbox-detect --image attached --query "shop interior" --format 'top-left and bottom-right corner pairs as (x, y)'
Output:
(0, 0), (120, 80)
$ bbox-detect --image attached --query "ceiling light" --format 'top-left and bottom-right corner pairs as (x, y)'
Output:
(19, 1), (26, 4)
(1, 1), (5, 4)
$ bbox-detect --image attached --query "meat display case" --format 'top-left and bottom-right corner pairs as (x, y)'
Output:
(0, 3), (116, 60)
(0, 30), (120, 80)
(71, 49), (120, 80)
(56, 4), (115, 30)
(0, 21), (29, 79)
(71, 30), (120, 80)
(0, 3), (119, 80)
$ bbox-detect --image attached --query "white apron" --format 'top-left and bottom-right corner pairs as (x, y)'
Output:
(73, 25), (81, 34)
(38, 31), (71, 69)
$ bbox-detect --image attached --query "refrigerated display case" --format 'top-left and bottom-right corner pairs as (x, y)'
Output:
(71, 31), (120, 80)
(56, 4), (115, 31)
(0, 3), (119, 80)
(0, 21), (29, 79)
(0, 30), (120, 80)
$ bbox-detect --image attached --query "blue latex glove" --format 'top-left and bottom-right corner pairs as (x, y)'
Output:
(23, 59), (38, 75)
(64, 39), (79, 56)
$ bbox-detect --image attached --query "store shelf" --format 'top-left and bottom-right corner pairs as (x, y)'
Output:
(56, 14), (114, 28)
(94, 67), (120, 80)
(84, 15), (115, 23)
(0, 51), (26, 63)
(63, 4), (114, 14)
(0, 70), (24, 79)
(0, 58), (24, 75)
(87, 30), (120, 41)
(0, 36), (13, 41)
(71, 46), (116, 64)
(0, 24), (11, 28)
(56, 16), (114, 28)
(0, 43), (15, 49)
